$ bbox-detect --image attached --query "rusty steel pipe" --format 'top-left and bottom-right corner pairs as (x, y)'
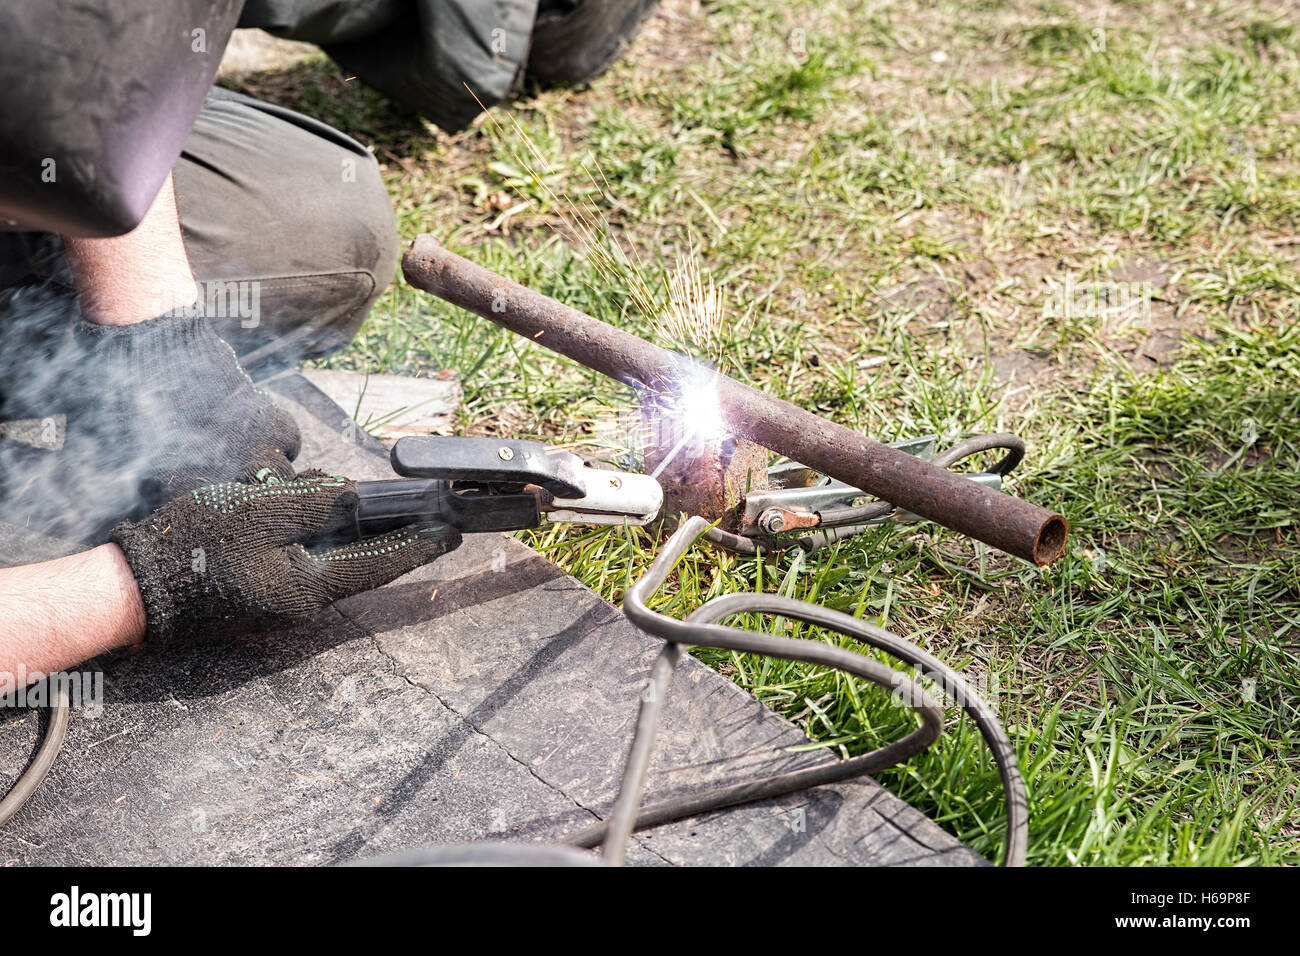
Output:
(403, 236), (1068, 565)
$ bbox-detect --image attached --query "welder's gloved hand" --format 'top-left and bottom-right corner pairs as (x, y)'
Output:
(110, 470), (462, 645)
(71, 310), (302, 499)
(2, 286), (300, 544)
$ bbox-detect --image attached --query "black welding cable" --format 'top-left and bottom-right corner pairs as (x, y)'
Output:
(933, 432), (1025, 476)
(569, 515), (1028, 866)
(0, 681), (70, 828)
(567, 516), (950, 860)
(595, 617), (943, 864)
(692, 592), (1028, 866)
(598, 641), (683, 865)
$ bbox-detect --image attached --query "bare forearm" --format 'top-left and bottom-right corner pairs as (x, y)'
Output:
(0, 545), (146, 692)
(62, 173), (197, 326)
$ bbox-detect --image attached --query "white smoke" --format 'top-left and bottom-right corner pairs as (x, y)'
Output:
(0, 283), (175, 553)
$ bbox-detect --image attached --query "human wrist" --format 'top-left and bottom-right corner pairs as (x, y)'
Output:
(63, 172), (197, 326)
(64, 245), (197, 326)
(71, 272), (198, 327)
(108, 516), (191, 645)
(100, 543), (148, 648)
(0, 545), (147, 688)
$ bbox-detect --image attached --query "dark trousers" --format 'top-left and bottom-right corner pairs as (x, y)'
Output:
(0, 87), (399, 373)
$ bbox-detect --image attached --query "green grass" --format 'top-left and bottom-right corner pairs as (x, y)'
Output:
(228, 0), (1300, 864)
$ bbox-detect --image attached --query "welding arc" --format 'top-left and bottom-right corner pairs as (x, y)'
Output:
(562, 516), (1028, 867)
(402, 235), (1068, 566)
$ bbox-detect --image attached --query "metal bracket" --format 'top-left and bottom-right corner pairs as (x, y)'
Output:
(740, 435), (1004, 537)
(545, 467), (663, 526)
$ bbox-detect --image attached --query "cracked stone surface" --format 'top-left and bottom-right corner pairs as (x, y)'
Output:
(0, 372), (984, 866)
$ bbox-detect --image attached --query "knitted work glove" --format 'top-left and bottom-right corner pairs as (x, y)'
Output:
(110, 471), (461, 645)
(70, 310), (302, 501)
(0, 287), (298, 544)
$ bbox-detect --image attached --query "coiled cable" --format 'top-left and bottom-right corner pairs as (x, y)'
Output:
(561, 515), (1028, 866)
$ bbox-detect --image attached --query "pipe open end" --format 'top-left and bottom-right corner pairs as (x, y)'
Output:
(1033, 515), (1069, 566)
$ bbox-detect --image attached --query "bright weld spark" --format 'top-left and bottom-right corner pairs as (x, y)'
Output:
(648, 368), (728, 481)
(473, 88), (733, 362)
(674, 367), (727, 441)
(470, 87), (749, 477)
(661, 253), (725, 360)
